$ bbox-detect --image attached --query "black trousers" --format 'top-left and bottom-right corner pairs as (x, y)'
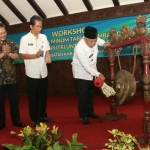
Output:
(74, 78), (95, 118)
(26, 76), (48, 122)
(0, 83), (20, 126)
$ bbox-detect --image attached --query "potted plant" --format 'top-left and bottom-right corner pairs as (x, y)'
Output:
(2, 123), (87, 150)
(105, 129), (150, 150)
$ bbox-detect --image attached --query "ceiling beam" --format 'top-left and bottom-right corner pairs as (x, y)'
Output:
(0, 15), (9, 26)
(112, 0), (120, 6)
(6, 1), (150, 34)
(27, 0), (46, 19)
(82, 0), (93, 11)
(2, 0), (27, 23)
(54, 0), (68, 15)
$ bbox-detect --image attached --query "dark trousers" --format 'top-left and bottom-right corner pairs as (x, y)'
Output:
(0, 83), (20, 126)
(74, 78), (95, 118)
(26, 76), (48, 122)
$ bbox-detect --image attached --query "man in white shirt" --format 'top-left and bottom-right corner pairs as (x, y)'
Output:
(19, 15), (54, 127)
(71, 26), (110, 125)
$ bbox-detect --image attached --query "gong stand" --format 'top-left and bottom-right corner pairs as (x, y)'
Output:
(107, 34), (150, 144)
(114, 48), (137, 106)
(100, 43), (138, 122)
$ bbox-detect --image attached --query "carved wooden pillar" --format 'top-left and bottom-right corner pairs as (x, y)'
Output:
(108, 48), (115, 87)
(107, 48), (117, 115)
(141, 39), (150, 142)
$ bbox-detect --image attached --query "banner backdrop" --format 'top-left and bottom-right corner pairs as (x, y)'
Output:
(7, 14), (150, 63)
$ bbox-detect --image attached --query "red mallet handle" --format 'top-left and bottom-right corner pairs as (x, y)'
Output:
(94, 78), (104, 87)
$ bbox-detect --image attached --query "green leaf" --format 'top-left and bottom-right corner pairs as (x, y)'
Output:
(47, 146), (53, 150)
(23, 137), (32, 146)
(72, 133), (77, 145)
(65, 133), (87, 150)
(2, 144), (21, 150)
(53, 142), (64, 150)
(21, 145), (37, 150)
(35, 134), (44, 148)
(66, 139), (72, 149)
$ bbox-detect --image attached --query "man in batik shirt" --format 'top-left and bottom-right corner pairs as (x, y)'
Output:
(0, 23), (25, 130)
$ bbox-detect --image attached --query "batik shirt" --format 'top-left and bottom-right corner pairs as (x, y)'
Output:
(0, 39), (18, 86)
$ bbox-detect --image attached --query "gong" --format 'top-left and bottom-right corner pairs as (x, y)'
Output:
(114, 70), (136, 105)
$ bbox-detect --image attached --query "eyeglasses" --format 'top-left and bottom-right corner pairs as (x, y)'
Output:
(34, 25), (43, 28)
(0, 31), (7, 36)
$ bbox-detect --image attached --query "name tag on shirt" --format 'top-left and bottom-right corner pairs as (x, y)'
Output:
(89, 54), (94, 62)
(28, 43), (33, 46)
(89, 54), (93, 58)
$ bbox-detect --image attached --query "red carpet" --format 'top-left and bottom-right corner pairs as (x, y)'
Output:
(0, 95), (145, 149)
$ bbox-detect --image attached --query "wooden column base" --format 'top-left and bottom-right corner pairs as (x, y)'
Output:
(135, 134), (148, 145)
(100, 100), (127, 122)
(134, 119), (150, 144)
(100, 112), (127, 122)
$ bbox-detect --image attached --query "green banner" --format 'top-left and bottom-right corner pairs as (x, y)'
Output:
(7, 14), (150, 63)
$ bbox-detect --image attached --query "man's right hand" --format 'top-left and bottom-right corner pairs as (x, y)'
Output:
(2, 44), (11, 54)
(98, 74), (105, 81)
(36, 49), (42, 58)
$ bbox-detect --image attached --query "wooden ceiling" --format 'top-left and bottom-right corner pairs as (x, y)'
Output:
(0, 0), (149, 26)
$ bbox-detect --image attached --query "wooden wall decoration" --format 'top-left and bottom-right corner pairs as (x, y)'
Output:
(8, 2), (147, 95)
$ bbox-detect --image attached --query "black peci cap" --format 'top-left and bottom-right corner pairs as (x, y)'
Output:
(84, 26), (98, 39)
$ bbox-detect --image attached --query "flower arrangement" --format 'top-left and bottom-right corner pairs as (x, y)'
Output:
(104, 129), (150, 150)
(2, 123), (87, 150)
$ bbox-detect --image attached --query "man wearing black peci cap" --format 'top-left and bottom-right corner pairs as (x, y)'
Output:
(71, 26), (110, 125)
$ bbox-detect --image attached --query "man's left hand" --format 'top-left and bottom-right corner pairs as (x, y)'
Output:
(2, 44), (11, 54)
(103, 42), (110, 48)
(45, 53), (51, 64)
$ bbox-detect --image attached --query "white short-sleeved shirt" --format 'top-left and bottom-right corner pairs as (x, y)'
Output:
(19, 32), (50, 78)
(71, 37), (105, 80)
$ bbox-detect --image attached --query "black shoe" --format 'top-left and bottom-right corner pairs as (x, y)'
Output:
(80, 117), (90, 125)
(39, 117), (54, 122)
(32, 121), (40, 127)
(0, 125), (5, 130)
(88, 113), (100, 119)
(13, 121), (26, 127)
